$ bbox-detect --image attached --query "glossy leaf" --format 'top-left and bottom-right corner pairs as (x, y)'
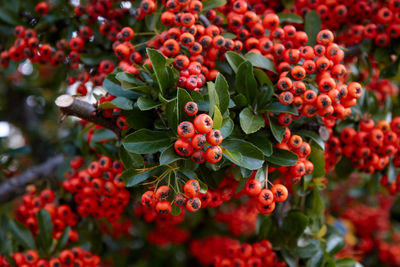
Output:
(268, 115), (286, 143)
(9, 220), (36, 249)
(236, 61), (257, 102)
(36, 210), (54, 253)
(214, 73), (230, 115)
(225, 51), (245, 73)
(249, 135), (273, 157)
(266, 147), (298, 166)
(123, 129), (171, 154)
(213, 105), (223, 129)
(202, 0), (227, 10)
(220, 117), (234, 138)
(222, 139), (264, 170)
(304, 11), (321, 46)
(239, 107), (265, 134)
(119, 146), (144, 169)
(261, 102), (299, 115)
(278, 12), (303, 24)
(244, 52), (277, 73)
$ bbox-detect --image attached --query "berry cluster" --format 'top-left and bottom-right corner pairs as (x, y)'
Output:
(271, 128), (314, 184)
(135, 200), (190, 246)
(215, 199), (259, 236)
(190, 237), (286, 267)
(175, 102), (223, 164)
(291, 0), (400, 47)
(245, 179), (288, 215)
(326, 117), (400, 176)
(329, 193), (399, 266)
(63, 156), (130, 222)
(274, 30), (361, 126)
(361, 63), (399, 102)
(15, 190), (78, 242)
(7, 247), (101, 267)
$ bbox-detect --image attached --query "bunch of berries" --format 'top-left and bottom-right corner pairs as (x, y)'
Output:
(175, 102), (223, 164)
(15, 190), (79, 242)
(63, 156), (130, 222)
(291, 0), (400, 47)
(245, 178), (288, 215)
(8, 247), (101, 267)
(190, 236), (286, 267)
(329, 117), (400, 176)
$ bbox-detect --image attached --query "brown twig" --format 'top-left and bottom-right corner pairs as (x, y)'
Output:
(55, 94), (122, 138)
(199, 14), (211, 27)
(344, 44), (362, 58)
(0, 155), (64, 203)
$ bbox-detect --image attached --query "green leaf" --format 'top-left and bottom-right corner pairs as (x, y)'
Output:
(177, 88), (193, 123)
(9, 220), (36, 249)
(254, 68), (273, 87)
(379, 59), (400, 78)
(36, 210), (54, 253)
(222, 147), (243, 165)
(166, 98), (178, 131)
(3, 0), (20, 13)
(119, 146), (144, 169)
(123, 129), (171, 154)
(278, 12), (303, 24)
(222, 32), (236, 39)
(258, 216), (273, 239)
(261, 102), (299, 115)
(309, 143), (325, 177)
(90, 129), (116, 144)
(239, 107), (265, 134)
(220, 117), (234, 138)
(225, 51), (245, 73)
(236, 61), (257, 102)
(222, 139), (264, 170)
(249, 135), (273, 157)
(307, 188), (325, 219)
(336, 258), (358, 267)
(98, 97), (133, 110)
(0, 7), (23, 25)
(116, 72), (145, 85)
(306, 250), (324, 267)
(103, 75), (138, 99)
(334, 157), (353, 179)
(304, 11), (321, 46)
(121, 166), (167, 187)
(233, 94), (248, 108)
(146, 48), (172, 94)
(137, 96), (161, 111)
(202, 0), (227, 11)
(208, 82), (218, 117)
(268, 115), (286, 143)
(215, 73), (230, 115)
(160, 144), (183, 165)
(171, 203), (181, 216)
(326, 233), (345, 255)
(282, 211), (309, 241)
(295, 130), (325, 150)
(213, 105), (223, 129)
(244, 52), (277, 73)
(266, 147), (298, 166)
(56, 227), (70, 251)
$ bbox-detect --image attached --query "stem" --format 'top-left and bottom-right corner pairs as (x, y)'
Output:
(55, 94), (122, 138)
(0, 155), (64, 203)
(199, 14), (211, 27)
